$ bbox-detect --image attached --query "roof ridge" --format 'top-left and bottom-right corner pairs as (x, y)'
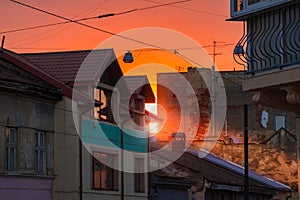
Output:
(20, 48), (113, 56)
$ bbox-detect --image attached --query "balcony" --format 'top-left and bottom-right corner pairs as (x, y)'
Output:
(233, 1), (300, 74)
(230, 0), (293, 19)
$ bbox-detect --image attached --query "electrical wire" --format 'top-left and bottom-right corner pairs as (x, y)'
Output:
(0, 16), (98, 34)
(1, 0), (190, 35)
(8, 0), (210, 68)
(6, 0), (110, 48)
(144, 0), (228, 18)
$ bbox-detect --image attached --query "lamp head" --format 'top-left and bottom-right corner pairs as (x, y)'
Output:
(233, 45), (244, 55)
(123, 50), (134, 63)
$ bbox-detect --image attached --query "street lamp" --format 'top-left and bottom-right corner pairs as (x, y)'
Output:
(233, 45), (244, 55)
(123, 50), (134, 63)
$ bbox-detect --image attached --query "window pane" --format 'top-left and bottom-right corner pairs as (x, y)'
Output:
(6, 147), (9, 171)
(92, 154), (119, 191)
(35, 150), (38, 172)
(134, 158), (145, 192)
(275, 115), (286, 131)
(113, 168), (119, 190)
(40, 133), (44, 147)
(9, 129), (14, 143)
(39, 151), (43, 173)
(10, 147), (15, 171)
(93, 160), (101, 188)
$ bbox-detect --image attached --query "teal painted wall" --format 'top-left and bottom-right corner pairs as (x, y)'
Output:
(82, 119), (148, 153)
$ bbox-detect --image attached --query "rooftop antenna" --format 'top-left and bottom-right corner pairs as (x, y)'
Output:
(212, 40), (223, 66)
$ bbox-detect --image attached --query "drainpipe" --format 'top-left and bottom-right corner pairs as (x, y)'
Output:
(79, 105), (96, 200)
(296, 116), (300, 199)
(244, 105), (249, 200)
(79, 113), (83, 200)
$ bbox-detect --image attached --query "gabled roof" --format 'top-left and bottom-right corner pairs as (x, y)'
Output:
(20, 49), (123, 87)
(123, 75), (155, 103)
(0, 53), (62, 100)
(1, 49), (119, 105)
(263, 127), (296, 144)
(1, 49), (74, 99)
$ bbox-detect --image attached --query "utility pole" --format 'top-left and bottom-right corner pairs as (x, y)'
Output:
(244, 105), (249, 200)
(211, 65), (216, 137)
(212, 40), (223, 66)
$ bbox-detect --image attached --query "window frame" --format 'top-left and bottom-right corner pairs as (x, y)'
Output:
(91, 152), (119, 191)
(35, 131), (45, 174)
(134, 157), (146, 193)
(5, 127), (17, 172)
(275, 114), (286, 131)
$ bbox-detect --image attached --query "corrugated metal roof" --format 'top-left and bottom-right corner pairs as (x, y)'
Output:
(186, 149), (290, 191)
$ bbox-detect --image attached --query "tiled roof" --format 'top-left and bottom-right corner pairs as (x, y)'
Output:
(21, 49), (119, 86)
(1, 49), (97, 104)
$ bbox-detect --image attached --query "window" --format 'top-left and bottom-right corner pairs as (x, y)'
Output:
(5, 128), (17, 172)
(35, 132), (45, 174)
(134, 158), (145, 193)
(275, 115), (286, 131)
(92, 152), (119, 190)
(94, 88), (113, 122)
(234, 0), (244, 12)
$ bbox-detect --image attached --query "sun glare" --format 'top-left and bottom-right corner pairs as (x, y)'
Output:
(145, 103), (158, 134)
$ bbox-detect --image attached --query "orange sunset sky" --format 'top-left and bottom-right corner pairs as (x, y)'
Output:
(1, 0), (243, 72)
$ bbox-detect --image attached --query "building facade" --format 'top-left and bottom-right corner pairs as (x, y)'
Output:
(0, 48), (156, 200)
(20, 49), (155, 200)
(0, 49), (63, 200)
(156, 68), (298, 194)
(228, 0), (300, 197)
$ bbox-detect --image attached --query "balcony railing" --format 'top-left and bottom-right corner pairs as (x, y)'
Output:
(233, 1), (300, 74)
(231, 0), (293, 18)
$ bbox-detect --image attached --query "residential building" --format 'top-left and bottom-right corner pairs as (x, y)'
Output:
(20, 49), (155, 200)
(149, 147), (291, 200)
(228, 0), (300, 197)
(0, 49), (63, 199)
(156, 69), (298, 194)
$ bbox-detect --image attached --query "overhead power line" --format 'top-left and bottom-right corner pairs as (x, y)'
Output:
(1, 0), (190, 34)
(8, 0), (207, 68)
(144, 0), (228, 18)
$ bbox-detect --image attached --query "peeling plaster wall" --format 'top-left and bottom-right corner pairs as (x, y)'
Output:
(0, 91), (55, 175)
(157, 69), (297, 193)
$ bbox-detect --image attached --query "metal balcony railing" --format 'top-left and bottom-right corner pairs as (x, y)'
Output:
(231, 0), (292, 17)
(233, 1), (300, 74)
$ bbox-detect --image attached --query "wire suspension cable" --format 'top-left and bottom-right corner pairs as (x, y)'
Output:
(8, 0), (210, 68)
(2, 0), (190, 34)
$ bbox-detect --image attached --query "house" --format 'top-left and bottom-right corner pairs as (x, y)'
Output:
(228, 0), (300, 197)
(0, 49), (63, 199)
(20, 49), (155, 200)
(149, 147), (291, 200)
(156, 69), (298, 192)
